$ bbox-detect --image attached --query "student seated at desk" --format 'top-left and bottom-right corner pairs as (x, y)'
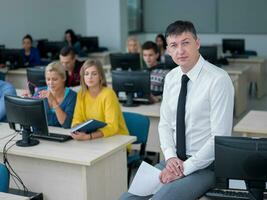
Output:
(126, 36), (141, 54)
(71, 59), (129, 141)
(64, 29), (85, 57)
(21, 34), (41, 67)
(142, 41), (170, 102)
(23, 62), (77, 128)
(0, 80), (16, 122)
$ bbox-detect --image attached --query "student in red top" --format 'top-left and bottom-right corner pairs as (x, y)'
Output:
(59, 46), (83, 87)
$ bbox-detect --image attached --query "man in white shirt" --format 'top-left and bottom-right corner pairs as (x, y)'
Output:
(120, 20), (234, 200)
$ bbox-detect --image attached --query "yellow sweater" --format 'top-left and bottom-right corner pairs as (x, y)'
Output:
(72, 87), (129, 137)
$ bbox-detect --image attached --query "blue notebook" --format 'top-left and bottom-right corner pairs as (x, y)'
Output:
(70, 119), (107, 133)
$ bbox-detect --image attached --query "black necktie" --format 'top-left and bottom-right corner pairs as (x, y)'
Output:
(176, 74), (189, 161)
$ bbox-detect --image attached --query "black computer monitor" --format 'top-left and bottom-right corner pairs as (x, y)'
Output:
(112, 70), (150, 107)
(110, 53), (141, 71)
(79, 36), (99, 53)
(26, 66), (46, 95)
(0, 49), (24, 69)
(222, 39), (245, 55)
(199, 45), (218, 64)
(42, 41), (64, 60)
(4, 95), (53, 147)
(164, 55), (177, 69)
(215, 136), (267, 199)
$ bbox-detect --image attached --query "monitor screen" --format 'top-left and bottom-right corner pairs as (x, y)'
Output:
(215, 136), (267, 199)
(110, 53), (141, 71)
(199, 45), (218, 64)
(79, 36), (99, 53)
(42, 41), (64, 60)
(164, 55), (177, 69)
(5, 95), (52, 147)
(111, 70), (150, 107)
(26, 66), (46, 95)
(0, 49), (24, 69)
(222, 39), (245, 55)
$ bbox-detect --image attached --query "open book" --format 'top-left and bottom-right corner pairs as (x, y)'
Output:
(70, 119), (107, 133)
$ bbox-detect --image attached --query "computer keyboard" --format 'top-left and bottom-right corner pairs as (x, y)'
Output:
(32, 132), (72, 142)
(205, 189), (251, 200)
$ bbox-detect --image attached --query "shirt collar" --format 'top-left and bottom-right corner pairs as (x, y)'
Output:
(178, 55), (205, 83)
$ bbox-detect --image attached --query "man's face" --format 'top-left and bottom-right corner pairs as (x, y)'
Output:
(59, 54), (76, 72)
(23, 38), (32, 51)
(167, 32), (200, 72)
(142, 49), (159, 68)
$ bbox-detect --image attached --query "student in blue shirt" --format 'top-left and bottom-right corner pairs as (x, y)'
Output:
(0, 80), (16, 121)
(21, 34), (41, 67)
(33, 62), (77, 128)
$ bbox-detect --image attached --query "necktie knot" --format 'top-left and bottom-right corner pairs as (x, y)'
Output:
(181, 74), (189, 85)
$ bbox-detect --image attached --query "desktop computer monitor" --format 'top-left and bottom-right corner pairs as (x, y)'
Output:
(199, 45), (218, 65)
(111, 70), (150, 107)
(215, 136), (267, 199)
(110, 53), (141, 71)
(42, 41), (64, 60)
(26, 66), (47, 95)
(0, 49), (24, 69)
(164, 55), (177, 69)
(222, 39), (245, 55)
(79, 36), (99, 53)
(4, 95), (52, 147)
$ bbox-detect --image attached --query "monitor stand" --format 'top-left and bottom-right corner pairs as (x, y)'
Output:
(16, 126), (39, 147)
(123, 93), (138, 107)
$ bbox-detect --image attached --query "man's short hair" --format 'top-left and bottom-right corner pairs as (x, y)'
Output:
(142, 41), (159, 54)
(165, 20), (197, 39)
(23, 34), (33, 43)
(60, 46), (76, 58)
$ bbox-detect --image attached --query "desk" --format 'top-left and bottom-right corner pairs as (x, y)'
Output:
(0, 123), (135, 200)
(0, 192), (29, 200)
(122, 103), (161, 154)
(233, 110), (267, 137)
(228, 57), (267, 98)
(0, 68), (28, 89)
(223, 65), (250, 117)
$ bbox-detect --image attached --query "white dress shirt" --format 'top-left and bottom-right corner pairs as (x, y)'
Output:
(158, 55), (234, 176)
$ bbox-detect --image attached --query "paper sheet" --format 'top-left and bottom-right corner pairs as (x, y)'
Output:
(128, 161), (163, 196)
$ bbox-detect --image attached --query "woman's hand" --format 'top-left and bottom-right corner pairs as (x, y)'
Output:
(71, 132), (91, 141)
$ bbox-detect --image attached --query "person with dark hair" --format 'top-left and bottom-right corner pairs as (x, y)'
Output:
(59, 46), (83, 87)
(64, 29), (82, 56)
(71, 59), (129, 141)
(0, 80), (16, 122)
(120, 20), (234, 200)
(142, 41), (169, 101)
(21, 34), (41, 67)
(155, 34), (167, 63)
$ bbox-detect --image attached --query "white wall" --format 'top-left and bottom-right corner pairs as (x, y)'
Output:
(134, 33), (267, 57)
(85, 0), (128, 51)
(0, 0), (128, 51)
(0, 0), (87, 48)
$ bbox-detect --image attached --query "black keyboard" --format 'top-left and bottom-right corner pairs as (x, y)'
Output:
(206, 189), (251, 200)
(32, 133), (72, 142)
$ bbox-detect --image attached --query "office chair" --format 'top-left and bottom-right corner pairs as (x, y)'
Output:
(123, 112), (150, 185)
(0, 72), (5, 81)
(0, 163), (10, 192)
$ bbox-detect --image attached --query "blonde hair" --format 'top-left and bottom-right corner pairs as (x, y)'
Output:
(126, 36), (141, 53)
(80, 59), (107, 95)
(45, 61), (66, 81)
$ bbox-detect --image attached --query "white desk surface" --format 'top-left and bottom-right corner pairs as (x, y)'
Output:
(0, 123), (135, 166)
(223, 65), (250, 75)
(227, 57), (265, 63)
(0, 192), (29, 200)
(121, 102), (160, 118)
(234, 110), (267, 135)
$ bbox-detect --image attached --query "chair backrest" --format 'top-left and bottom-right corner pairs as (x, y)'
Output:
(0, 163), (10, 192)
(123, 112), (150, 145)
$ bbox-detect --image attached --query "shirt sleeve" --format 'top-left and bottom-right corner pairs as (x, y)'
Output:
(99, 90), (121, 137)
(61, 91), (77, 128)
(158, 74), (177, 161)
(183, 74), (234, 176)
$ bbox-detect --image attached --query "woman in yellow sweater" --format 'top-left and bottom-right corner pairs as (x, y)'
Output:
(71, 59), (129, 140)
